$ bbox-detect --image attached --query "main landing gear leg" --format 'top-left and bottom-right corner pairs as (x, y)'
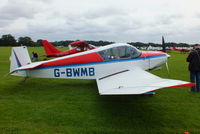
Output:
(144, 91), (156, 96)
(19, 77), (28, 84)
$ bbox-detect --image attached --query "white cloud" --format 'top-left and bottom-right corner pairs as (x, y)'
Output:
(0, 0), (200, 43)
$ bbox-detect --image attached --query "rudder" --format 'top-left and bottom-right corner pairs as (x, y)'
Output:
(10, 46), (31, 76)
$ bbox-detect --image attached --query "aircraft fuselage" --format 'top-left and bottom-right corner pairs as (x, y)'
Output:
(13, 43), (169, 79)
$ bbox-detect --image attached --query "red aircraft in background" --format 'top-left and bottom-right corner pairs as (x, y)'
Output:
(172, 46), (191, 53)
(42, 40), (96, 57)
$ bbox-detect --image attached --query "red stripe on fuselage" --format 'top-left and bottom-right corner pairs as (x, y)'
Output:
(41, 52), (103, 67)
(140, 51), (166, 57)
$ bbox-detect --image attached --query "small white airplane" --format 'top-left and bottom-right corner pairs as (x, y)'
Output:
(9, 43), (194, 95)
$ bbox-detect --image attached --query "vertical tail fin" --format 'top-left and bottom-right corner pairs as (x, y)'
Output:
(42, 40), (62, 56)
(10, 46), (31, 76)
(173, 46), (177, 50)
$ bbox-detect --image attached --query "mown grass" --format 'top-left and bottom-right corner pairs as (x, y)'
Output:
(0, 47), (200, 134)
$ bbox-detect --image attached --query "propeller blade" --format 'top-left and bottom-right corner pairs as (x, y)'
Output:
(165, 61), (170, 77)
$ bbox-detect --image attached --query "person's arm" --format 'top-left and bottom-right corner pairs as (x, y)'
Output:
(187, 52), (193, 62)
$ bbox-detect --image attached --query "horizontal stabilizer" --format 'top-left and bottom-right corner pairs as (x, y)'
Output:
(16, 62), (42, 70)
(10, 62), (43, 75)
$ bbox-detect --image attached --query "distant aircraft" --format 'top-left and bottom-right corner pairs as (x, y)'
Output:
(172, 46), (191, 53)
(146, 36), (172, 52)
(9, 43), (194, 95)
(42, 40), (96, 57)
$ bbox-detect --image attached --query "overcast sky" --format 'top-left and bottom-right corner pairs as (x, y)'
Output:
(0, 0), (200, 43)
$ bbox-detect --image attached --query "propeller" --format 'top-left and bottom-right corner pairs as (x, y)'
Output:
(165, 55), (171, 77)
(165, 61), (170, 76)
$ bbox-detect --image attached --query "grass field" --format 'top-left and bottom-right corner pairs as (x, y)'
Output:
(1, 47), (200, 134)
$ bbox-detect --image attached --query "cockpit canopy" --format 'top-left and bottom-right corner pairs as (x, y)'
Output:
(98, 45), (141, 61)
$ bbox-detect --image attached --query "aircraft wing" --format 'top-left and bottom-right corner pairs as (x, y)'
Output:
(96, 68), (194, 95)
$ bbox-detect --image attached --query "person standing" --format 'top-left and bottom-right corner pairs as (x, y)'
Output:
(187, 45), (200, 92)
(32, 51), (38, 61)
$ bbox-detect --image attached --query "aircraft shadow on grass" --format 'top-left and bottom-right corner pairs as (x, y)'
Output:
(95, 95), (166, 129)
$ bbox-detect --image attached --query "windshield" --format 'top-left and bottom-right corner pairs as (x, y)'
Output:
(98, 45), (141, 61)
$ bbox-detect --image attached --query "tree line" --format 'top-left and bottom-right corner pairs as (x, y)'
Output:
(0, 34), (198, 47)
(0, 34), (114, 47)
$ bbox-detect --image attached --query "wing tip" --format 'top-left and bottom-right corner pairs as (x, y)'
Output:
(166, 83), (196, 88)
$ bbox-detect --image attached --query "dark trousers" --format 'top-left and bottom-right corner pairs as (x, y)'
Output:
(190, 71), (200, 92)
